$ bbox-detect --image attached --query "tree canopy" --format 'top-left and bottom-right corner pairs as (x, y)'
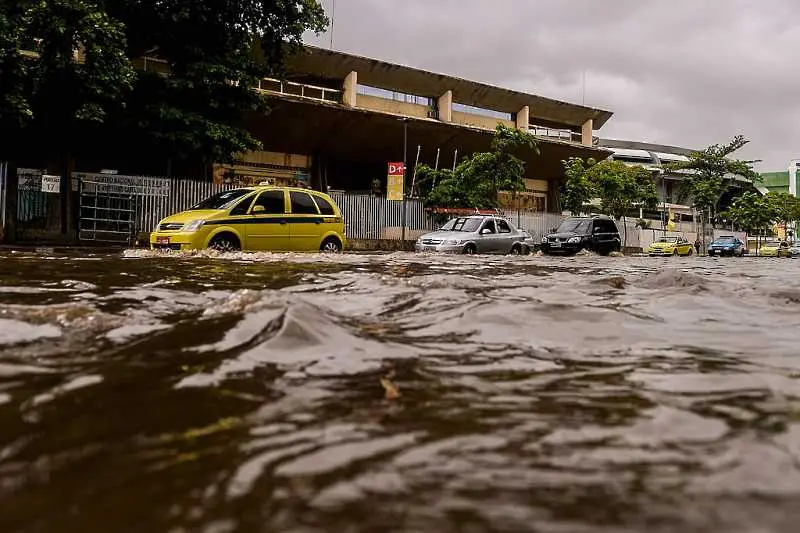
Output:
(724, 191), (776, 236)
(416, 124), (539, 209)
(0, 0), (328, 167)
(560, 157), (658, 218)
(663, 136), (761, 215)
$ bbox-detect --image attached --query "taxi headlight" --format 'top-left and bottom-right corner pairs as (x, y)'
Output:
(183, 220), (205, 232)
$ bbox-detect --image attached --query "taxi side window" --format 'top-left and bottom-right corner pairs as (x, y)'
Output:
(313, 195), (336, 216)
(497, 219), (511, 233)
(482, 219), (496, 234)
(290, 192), (319, 215)
(229, 194), (255, 216)
(252, 190), (285, 214)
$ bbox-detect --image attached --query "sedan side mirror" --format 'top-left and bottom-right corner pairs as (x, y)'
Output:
(251, 205), (266, 214)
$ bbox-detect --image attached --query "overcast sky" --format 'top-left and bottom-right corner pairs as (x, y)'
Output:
(305, 0), (800, 172)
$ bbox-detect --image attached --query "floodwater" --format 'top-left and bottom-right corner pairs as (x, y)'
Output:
(1, 249), (799, 533)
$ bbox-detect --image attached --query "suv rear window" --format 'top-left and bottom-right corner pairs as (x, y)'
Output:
(595, 219), (619, 233)
(313, 195), (336, 216)
(290, 192), (320, 215)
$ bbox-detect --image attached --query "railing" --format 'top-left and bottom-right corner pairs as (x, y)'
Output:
(257, 78), (342, 103)
(530, 124), (582, 143)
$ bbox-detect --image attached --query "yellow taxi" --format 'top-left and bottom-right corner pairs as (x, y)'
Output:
(646, 236), (694, 256)
(757, 240), (790, 257)
(149, 186), (346, 253)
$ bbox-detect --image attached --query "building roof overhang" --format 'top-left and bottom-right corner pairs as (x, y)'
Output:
(285, 46), (614, 130)
(245, 94), (612, 179)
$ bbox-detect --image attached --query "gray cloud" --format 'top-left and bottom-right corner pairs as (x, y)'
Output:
(306, 0), (800, 171)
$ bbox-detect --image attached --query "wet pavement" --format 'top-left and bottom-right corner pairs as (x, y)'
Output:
(1, 249), (799, 533)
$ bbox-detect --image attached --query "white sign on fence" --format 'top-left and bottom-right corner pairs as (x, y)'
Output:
(41, 174), (61, 193)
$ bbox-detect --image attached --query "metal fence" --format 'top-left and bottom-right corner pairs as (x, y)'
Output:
(329, 193), (439, 240)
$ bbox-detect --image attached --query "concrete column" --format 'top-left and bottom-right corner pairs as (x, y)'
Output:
(438, 90), (453, 122)
(581, 118), (593, 146)
(343, 71), (357, 107)
(516, 105), (529, 131)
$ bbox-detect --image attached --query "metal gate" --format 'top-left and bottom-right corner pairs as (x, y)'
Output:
(78, 177), (136, 244)
(16, 168), (54, 241)
(0, 162), (7, 238)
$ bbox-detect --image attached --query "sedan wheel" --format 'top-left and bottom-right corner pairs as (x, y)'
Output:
(463, 244), (477, 255)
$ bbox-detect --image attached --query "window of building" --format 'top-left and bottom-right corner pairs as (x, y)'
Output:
(252, 190), (285, 214)
(452, 102), (512, 121)
(290, 191), (319, 214)
(356, 84), (431, 106)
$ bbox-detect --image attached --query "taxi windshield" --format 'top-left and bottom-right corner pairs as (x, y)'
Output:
(190, 189), (252, 210)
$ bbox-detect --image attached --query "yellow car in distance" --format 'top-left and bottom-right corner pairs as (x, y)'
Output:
(150, 186), (346, 253)
(646, 236), (694, 256)
(756, 240), (790, 257)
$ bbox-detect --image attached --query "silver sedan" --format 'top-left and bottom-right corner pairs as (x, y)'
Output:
(415, 216), (534, 255)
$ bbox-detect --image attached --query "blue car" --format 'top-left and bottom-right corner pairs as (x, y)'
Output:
(707, 236), (746, 257)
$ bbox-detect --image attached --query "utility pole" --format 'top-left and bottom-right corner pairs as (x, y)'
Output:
(329, 0), (336, 49)
(401, 119), (408, 244)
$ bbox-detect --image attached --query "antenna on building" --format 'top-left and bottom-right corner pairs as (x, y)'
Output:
(582, 69), (586, 105)
(329, 0), (336, 50)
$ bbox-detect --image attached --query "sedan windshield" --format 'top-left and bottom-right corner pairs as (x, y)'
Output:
(439, 219), (457, 231)
(556, 219), (591, 234)
(190, 189), (252, 210)
(448, 218), (483, 232)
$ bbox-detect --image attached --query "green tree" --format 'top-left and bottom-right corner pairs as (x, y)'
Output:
(0, 0), (329, 166)
(0, 0), (135, 160)
(724, 192), (776, 252)
(561, 156), (596, 215)
(420, 124), (539, 209)
(663, 136), (761, 249)
(765, 191), (800, 243)
(584, 159), (658, 245)
(105, 0), (328, 167)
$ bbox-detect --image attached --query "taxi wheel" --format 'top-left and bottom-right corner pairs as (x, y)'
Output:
(208, 233), (240, 252)
(320, 237), (342, 253)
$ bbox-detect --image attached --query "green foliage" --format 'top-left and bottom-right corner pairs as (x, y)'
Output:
(724, 192), (776, 234)
(663, 136), (761, 213)
(586, 159), (658, 219)
(419, 124), (539, 209)
(561, 157), (596, 215)
(560, 158), (658, 218)
(764, 191), (800, 228)
(0, 0), (135, 155)
(0, 0), (328, 164)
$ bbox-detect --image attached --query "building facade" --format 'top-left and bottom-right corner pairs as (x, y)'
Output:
(215, 46), (615, 212)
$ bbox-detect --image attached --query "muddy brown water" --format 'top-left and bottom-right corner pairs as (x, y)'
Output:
(1, 249), (799, 533)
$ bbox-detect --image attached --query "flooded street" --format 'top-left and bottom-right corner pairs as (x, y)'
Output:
(1, 249), (799, 533)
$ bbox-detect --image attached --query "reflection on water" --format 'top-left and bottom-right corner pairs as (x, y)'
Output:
(1, 249), (800, 533)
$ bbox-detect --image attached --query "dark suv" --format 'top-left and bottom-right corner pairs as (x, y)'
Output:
(541, 216), (622, 255)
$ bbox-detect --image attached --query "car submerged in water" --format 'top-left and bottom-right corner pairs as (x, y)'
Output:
(756, 240), (790, 257)
(540, 216), (621, 256)
(646, 236), (694, 256)
(415, 215), (535, 255)
(706, 236), (746, 257)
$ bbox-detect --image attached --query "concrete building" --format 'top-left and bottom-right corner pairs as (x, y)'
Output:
(760, 160), (800, 196)
(215, 46), (615, 212)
